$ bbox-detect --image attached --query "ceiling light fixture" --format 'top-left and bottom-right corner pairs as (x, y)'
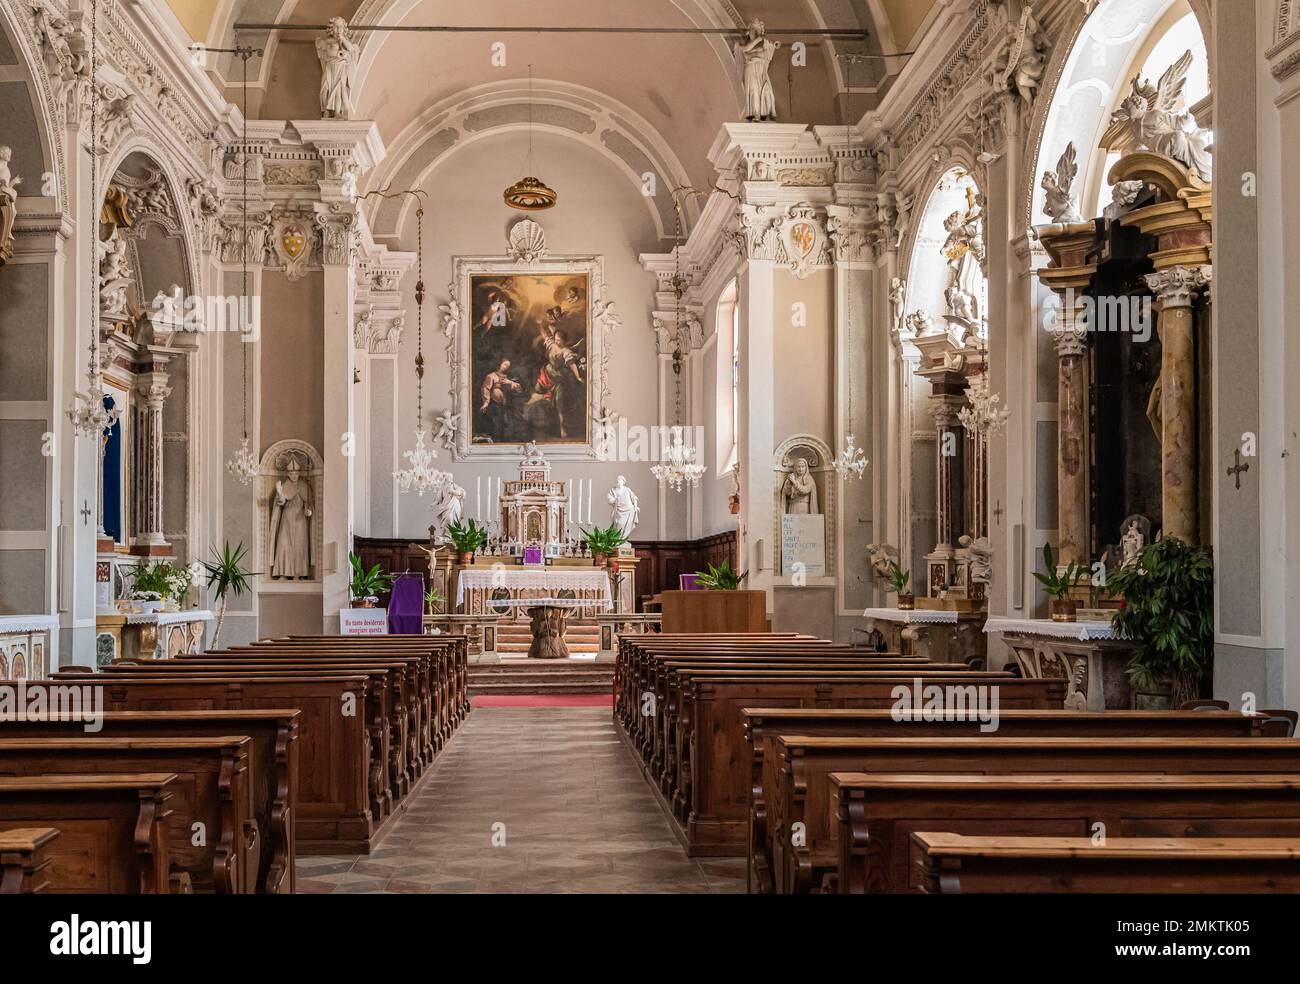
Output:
(504, 65), (556, 211)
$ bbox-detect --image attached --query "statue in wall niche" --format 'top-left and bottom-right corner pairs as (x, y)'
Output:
(433, 479), (466, 534)
(607, 476), (640, 541)
(269, 455), (315, 579)
(734, 19), (780, 122)
(1111, 50), (1214, 183)
(0, 146), (20, 265)
(1120, 520), (1146, 569)
(782, 457), (820, 515)
(316, 17), (358, 120)
(1041, 142), (1084, 224)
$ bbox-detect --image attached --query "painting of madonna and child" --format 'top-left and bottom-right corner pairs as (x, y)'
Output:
(470, 272), (591, 446)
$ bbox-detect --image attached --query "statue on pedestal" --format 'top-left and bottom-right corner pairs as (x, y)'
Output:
(734, 19), (780, 122)
(316, 17), (358, 120)
(1121, 520), (1146, 568)
(269, 455), (314, 579)
(1110, 50), (1214, 183)
(0, 146), (20, 266)
(607, 475), (640, 540)
(1041, 143), (1084, 224)
(433, 479), (466, 536)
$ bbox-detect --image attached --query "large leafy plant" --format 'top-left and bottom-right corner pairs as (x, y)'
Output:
(445, 519), (489, 555)
(694, 560), (748, 591)
(1107, 536), (1214, 702)
(1031, 541), (1088, 599)
(583, 524), (627, 557)
(348, 552), (392, 601)
(201, 541), (256, 649)
(884, 561), (911, 595)
(131, 560), (191, 604)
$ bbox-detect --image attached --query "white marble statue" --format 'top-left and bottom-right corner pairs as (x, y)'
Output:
(0, 145), (20, 264)
(1042, 142), (1084, 224)
(316, 17), (358, 120)
(1121, 520), (1145, 568)
(782, 457), (820, 515)
(964, 535), (994, 586)
(269, 456), (314, 579)
(149, 284), (185, 327)
(1111, 50), (1213, 182)
(994, 0), (1051, 110)
(734, 19), (780, 122)
(98, 234), (133, 318)
(607, 475), (640, 541)
(433, 479), (465, 533)
(866, 543), (900, 586)
(434, 409), (461, 451)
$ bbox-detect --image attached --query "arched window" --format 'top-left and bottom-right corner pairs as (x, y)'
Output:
(715, 279), (739, 474)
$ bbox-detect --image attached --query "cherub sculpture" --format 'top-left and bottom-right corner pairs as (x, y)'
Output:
(1111, 50), (1213, 182)
(1041, 142), (1084, 224)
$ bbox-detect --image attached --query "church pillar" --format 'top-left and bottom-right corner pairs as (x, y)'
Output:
(132, 371), (172, 552)
(1144, 265), (1212, 543)
(738, 256), (776, 610)
(316, 204), (358, 631)
(1047, 294), (1090, 567)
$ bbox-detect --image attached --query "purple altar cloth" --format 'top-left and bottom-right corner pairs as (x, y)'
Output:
(387, 573), (425, 635)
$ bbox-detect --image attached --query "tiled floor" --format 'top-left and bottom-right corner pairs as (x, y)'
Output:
(296, 707), (747, 894)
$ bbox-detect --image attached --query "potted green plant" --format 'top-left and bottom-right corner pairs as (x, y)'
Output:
(885, 561), (913, 610)
(424, 585), (444, 616)
(347, 552), (392, 608)
(200, 541), (256, 648)
(693, 560), (748, 590)
(130, 560), (192, 613)
(445, 519), (489, 564)
(582, 524), (627, 566)
(1032, 542), (1089, 621)
(1106, 536), (1214, 708)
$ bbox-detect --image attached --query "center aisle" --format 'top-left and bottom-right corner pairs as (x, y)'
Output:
(297, 708), (747, 894)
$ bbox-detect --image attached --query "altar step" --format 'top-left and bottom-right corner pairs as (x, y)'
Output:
(468, 660), (614, 696)
(495, 622), (601, 655)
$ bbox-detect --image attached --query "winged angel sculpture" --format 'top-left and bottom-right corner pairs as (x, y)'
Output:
(1110, 50), (1214, 183)
(1041, 142), (1084, 224)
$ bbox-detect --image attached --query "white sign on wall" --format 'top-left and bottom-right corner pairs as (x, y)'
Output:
(339, 608), (389, 636)
(781, 514), (826, 577)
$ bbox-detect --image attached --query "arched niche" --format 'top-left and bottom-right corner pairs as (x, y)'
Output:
(903, 166), (987, 340)
(1025, 0), (1210, 227)
(772, 434), (836, 578)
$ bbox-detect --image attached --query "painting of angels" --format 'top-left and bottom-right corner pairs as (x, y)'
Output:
(468, 272), (590, 445)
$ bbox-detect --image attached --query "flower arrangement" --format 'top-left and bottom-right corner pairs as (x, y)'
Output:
(130, 560), (193, 610)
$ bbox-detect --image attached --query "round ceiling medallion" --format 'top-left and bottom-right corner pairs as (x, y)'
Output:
(503, 175), (558, 211)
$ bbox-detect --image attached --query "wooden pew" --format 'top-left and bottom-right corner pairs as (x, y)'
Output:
(910, 833), (1300, 893)
(0, 828), (59, 894)
(0, 710), (298, 893)
(0, 774), (178, 893)
(0, 736), (259, 893)
(741, 707), (1276, 893)
(664, 669), (1063, 855)
(37, 675), (377, 854)
(830, 772), (1300, 893)
(767, 735), (1300, 895)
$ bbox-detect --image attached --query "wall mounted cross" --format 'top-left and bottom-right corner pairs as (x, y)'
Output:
(1227, 450), (1250, 491)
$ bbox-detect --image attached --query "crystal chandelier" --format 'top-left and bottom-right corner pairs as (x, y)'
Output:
(831, 104), (867, 482)
(393, 197), (452, 496)
(67, 0), (120, 440)
(503, 68), (556, 211)
(225, 45), (260, 486)
(652, 426), (706, 492)
(957, 374), (1010, 437)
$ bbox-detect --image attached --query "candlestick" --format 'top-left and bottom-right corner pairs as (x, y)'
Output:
(476, 476), (481, 520)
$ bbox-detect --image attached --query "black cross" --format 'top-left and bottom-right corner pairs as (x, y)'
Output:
(1227, 450), (1250, 490)
(80, 500), (92, 525)
(993, 500), (1004, 524)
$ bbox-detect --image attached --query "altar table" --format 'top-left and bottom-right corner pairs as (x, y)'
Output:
(858, 607), (985, 663)
(984, 616), (1136, 710)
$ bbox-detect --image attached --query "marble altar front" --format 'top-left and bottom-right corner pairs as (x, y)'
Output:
(984, 617), (1136, 711)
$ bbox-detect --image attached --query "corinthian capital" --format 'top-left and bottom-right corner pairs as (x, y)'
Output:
(1144, 266), (1212, 309)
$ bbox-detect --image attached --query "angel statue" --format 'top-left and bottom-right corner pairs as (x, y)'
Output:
(1041, 142), (1084, 224)
(960, 534), (994, 587)
(1110, 50), (1214, 183)
(434, 409), (461, 451)
(866, 543), (900, 586)
(993, 0), (1051, 110)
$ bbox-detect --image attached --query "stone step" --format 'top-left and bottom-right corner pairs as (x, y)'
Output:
(469, 680), (613, 695)
(470, 662), (612, 676)
(496, 641), (599, 653)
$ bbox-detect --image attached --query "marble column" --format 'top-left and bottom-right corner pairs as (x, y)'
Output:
(1047, 296), (1089, 567)
(132, 373), (171, 552)
(1144, 265), (1211, 543)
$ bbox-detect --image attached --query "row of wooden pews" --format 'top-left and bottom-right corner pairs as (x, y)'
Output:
(614, 632), (1064, 857)
(0, 633), (468, 893)
(615, 633), (1300, 893)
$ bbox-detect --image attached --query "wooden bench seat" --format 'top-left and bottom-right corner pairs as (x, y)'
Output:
(0, 828), (60, 894)
(766, 736), (1300, 894)
(0, 709), (298, 893)
(830, 772), (1300, 893)
(0, 736), (259, 893)
(0, 774), (178, 893)
(910, 833), (1300, 893)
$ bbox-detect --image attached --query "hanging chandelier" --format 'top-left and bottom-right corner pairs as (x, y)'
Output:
(393, 197), (452, 496)
(831, 94), (867, 481)
(652, 426), (707, 492)
(67, 0), (120, 440)
(503, 66), (556, 211)
(226, 44), (260, 486)
(957, 374), (1010, 437)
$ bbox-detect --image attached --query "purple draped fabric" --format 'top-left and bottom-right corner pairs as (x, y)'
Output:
(387, 573), (425, 635)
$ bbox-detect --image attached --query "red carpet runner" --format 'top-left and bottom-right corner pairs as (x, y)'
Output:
(472, 694), (615, 709)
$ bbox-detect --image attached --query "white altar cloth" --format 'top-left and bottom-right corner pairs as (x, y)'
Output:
(456, 568), (612, 608)
(124, 609), (215, 626)
(0, 614), (59, 634)
(860, 607), (958, 625)
(983, 616), (1117, 641)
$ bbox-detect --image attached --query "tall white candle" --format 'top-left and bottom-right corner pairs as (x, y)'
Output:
(476, 477), (481, 520)
(587, 479), (593, 524)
